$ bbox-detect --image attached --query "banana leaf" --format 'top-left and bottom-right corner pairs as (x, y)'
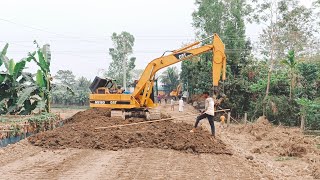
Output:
(8, 59), (15, 75)
(28, 51), (46, 73)
(37, 50), (49, 73)
(19, 100), (38, 115)
(36, 70), (46, 88)
(13, 60), (26, 79)
(19, 72), (35, 84)
(0, 43), (9, 67)
(0, 73), (6, 83)
(7, 104), (18, 114)
(16, 86), (38, 108)
(26, 51), (36, 62)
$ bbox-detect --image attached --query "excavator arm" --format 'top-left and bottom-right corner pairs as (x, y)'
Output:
(170, 83), (182, 98)
(133, 34), (226, 99)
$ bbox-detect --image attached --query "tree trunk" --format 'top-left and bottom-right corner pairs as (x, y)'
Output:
(263, 68), (272, 115)
(300, 114), (305, 131)
(263, 11), (276, 116)
(289, 71), (294, 101)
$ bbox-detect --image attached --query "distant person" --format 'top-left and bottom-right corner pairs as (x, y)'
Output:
(170, 98), (175, 111)
(157, 94), (161, 103)
(178, 98), (184, 112)
(220, 115), (226, 130)
(190, 91), (215, 137)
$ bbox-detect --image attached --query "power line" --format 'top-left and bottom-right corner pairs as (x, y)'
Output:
(0, 18), (263, 43)
(0, 18), (110, 45)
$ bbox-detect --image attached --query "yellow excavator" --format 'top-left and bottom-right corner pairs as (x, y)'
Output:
(89, 34), (226, 120)
(170, 84), (182, 100)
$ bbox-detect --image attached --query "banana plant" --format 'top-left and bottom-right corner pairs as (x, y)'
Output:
(0, 43), (38, 114)
(27, 41), (52, 113)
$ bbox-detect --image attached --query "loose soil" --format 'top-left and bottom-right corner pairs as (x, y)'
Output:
(1, 104), (319, 179)
(28, 108), (232, 155)
(230, 116), (319, 157)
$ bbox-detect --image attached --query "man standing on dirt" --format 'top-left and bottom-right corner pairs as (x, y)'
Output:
(170, 98), (175, 111)
(190, 91), (215, 137)
(157, 94), (161, 103)
(178, 98), (184, 112)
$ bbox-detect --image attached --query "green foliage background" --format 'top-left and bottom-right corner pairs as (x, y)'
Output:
(181, 0), (320, 129)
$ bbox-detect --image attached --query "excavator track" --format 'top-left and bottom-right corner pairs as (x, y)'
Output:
(146, 107), (161, 120)
(110, 108), (161, 120)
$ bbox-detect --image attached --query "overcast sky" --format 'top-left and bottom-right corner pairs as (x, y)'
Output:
(0, 0), (313, 80)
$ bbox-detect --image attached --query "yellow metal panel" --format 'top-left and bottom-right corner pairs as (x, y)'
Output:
(89, 94), (141, 109)
(212, 34), (227, 86)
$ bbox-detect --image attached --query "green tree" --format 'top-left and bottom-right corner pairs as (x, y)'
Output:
(75, 76), (91, 106)
(296, 98), (320, 130)
(76, 76), (91, 90)
(183, 0), (251, 118)
(281, 50), (298, 100)
(160, 67), (179, 93)
(54, 70), (76, 87)
(251, 0), (317, 114)
(106, 32), (136, 89)
(257, 0), (317, 59)
(130, 69), (144, 82)
(193, 0), (250, 74)
(52, 72), (90, 106)
(296, 62), (319, 100)
(192, 0), (225, 37)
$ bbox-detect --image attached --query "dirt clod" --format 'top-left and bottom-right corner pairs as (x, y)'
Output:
(245, 155), (254, 160)
(28, 108), (232, 155)
(313, 165), (320, 179)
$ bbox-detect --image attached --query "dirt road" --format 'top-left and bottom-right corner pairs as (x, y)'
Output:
(0, 104), (318, 179)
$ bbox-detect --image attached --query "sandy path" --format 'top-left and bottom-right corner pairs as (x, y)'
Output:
(0, 141), (260, 179)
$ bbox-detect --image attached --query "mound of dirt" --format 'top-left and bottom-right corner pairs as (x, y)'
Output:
(231, 116), (316, 157)
(28, 108), (232, 155)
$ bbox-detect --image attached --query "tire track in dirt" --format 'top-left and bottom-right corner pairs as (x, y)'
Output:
(105, 147), (261, 179)
(56, 150), (121, 180)
(0, 148), (84, 179)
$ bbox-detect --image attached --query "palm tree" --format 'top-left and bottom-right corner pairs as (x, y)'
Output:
(160, 67), (179, 93)
(281, 50), (298, 100)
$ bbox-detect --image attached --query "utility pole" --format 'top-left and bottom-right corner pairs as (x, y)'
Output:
(123, 57), (127, 91)
(123, 37), (127, 91)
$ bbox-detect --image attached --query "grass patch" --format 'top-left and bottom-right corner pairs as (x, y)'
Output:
(275, 156), (296, 161)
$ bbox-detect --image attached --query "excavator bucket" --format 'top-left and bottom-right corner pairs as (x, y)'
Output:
(212, 34), (226, 87)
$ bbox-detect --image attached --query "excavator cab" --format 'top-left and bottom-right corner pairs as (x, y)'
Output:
(90, 76), (121, 94)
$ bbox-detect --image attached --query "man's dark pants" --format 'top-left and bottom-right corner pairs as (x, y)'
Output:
(194, 113), (215, 136)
